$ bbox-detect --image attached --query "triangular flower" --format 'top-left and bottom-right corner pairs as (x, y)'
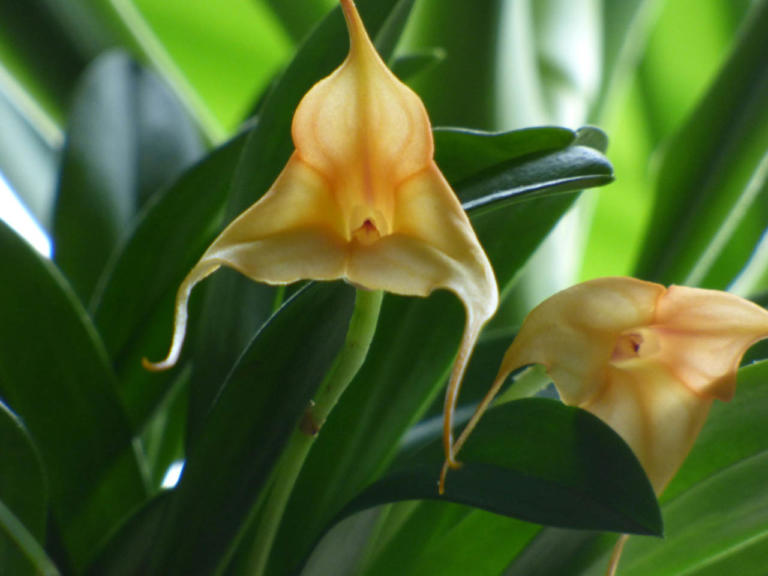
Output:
(144, 0), (498, 468)
(445, 276), (768, 573)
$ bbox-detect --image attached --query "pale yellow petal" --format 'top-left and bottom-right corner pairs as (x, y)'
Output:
(586, 361), (711, 493)
(143, 157), (346, 370)
(648, 285), (768, 400)
(293, 0), (432, 195)
(498, 277), (663, 405)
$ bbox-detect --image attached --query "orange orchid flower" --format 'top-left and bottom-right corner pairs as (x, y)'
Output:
(143, 0), (498, 470)
(445, 276), (768, 573)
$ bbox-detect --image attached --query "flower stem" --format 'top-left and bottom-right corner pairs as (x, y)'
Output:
(244, 288), (383, 575)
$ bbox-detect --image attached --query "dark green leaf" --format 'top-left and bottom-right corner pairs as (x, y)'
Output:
(505, 360), (768, 576)
(90, 133), (246, 426)
(344, 399), (661, 536)
(263, 0), (336, 42)
(431, 127), (613, 214)
(372, 0), (417, 67)
(459, 145), (613, 214)
(403, 0), (502, 129)
(53, 51), (203, 303)
(140, 376), (188, 491)
(0, 401), (47, 576)
(391, 49), (446, 81)
(0, 0), (84, 121)
(148, 282), (356, 576)
(634, 0), (768, 288)
(0, 221), (145, 570)
(434, 126), (575, 184)
(85, 493), (171, 576)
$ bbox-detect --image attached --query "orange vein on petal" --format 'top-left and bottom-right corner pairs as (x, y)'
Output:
(143, 0), (498, 482)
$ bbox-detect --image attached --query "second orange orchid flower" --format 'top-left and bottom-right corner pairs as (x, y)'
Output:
(446, 276), (768, 573)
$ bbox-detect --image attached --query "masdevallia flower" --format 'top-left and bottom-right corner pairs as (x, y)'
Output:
(447, 277), (768, 496)
(143, 0), (498, 467)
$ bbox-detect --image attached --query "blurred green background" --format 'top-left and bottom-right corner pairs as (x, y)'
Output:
(1, 2), (767, 575)
(1, 0), (761, 297)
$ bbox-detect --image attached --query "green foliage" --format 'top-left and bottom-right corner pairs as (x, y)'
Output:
(0, 0), (767, 575)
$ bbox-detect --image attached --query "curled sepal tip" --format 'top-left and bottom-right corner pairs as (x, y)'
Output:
(142, 262), (219, 371)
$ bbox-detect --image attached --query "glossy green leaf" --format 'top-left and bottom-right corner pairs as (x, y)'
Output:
(432, 127), (613, 214)
(434, 126), (575, 184)
(0, 401), (47, 576)
(635, 0), (768, 288)
(343, 399), (661, 535)
(188, 0), (416, 445)
(506, 360), (768, 576)
(459, 144), (612, 214)
(0, 221), (145, 570)
(53, 50), (203, 303)
(434, 126), (613, 290)
(90, 133), (246, 427)
(148, 282), (356, 576)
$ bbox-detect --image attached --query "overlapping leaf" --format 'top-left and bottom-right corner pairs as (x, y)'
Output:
(53, 51), (203, 303)
(348, 399), (660, 533)
(0, 221), (145, 571)
(147, 283), (355, 576)
(0, 401), (48, 576)
(635, 0), (768, 289)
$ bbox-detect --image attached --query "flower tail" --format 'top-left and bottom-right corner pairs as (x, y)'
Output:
(439, 349), (513, 494)
(439, 313), (487, 494)
(142, 261), (220, 372)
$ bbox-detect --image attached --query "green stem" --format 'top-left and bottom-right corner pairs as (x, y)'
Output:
(494, 364), (551, 404)
(244, 288), (384, 575)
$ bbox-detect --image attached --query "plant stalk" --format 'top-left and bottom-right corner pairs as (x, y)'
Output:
(244, 288), (383, 575)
